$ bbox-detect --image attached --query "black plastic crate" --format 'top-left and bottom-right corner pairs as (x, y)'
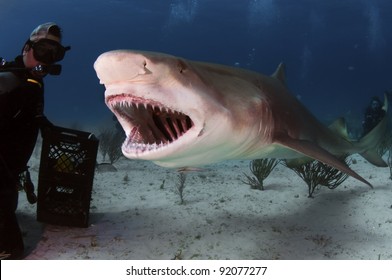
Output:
(37, 126), (99, 227)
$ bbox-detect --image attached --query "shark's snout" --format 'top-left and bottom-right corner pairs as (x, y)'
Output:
(94, 50), (151, 84)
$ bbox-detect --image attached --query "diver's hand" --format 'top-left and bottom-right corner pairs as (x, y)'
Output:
(37, 115), (54, 138)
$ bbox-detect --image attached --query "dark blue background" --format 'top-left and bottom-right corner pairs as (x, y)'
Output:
(1, 0), (391, 127)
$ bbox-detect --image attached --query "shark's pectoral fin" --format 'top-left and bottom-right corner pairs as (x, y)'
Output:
(274, 134), (372, 188)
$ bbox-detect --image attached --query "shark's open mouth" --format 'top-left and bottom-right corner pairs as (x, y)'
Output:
(107, 95), (194, 153)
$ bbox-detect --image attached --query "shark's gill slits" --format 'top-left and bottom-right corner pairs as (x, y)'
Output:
(152, 112), (171, 141)
(112, 99), (194, 151)
(151, 108), (193, 142)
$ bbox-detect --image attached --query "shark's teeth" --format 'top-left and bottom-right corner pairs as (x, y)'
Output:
(124, 140), (170, 154)
(109, 96), (194, 151)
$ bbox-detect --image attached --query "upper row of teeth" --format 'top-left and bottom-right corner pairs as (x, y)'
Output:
(117, 100), (180, 114)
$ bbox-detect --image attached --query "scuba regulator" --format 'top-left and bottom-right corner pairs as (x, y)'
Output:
(0, 57), (62, 76)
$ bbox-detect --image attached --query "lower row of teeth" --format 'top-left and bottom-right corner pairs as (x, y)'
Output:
(125, 141), (167, 151)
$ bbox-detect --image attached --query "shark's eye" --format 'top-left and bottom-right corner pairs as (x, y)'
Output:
(177, 60), (187, 73)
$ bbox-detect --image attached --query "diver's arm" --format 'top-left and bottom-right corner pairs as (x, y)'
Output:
(36, 114), (53, 128)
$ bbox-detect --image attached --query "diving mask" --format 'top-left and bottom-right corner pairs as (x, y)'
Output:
(29, 39), (71, 64)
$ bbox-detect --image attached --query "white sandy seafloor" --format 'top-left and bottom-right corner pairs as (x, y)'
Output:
(17, 142), (392, 260)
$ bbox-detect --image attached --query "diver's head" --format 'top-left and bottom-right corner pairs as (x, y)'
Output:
(22, 22), (70, 75)
(370, 96), (382, 110)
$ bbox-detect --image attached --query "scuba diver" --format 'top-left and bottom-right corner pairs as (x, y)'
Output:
(362, 96), (385, 136)
(0, 22), (70, 259)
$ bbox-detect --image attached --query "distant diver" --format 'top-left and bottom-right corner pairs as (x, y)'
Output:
(362, 96), (385, 136)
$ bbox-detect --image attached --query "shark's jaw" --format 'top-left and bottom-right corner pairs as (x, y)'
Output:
(106, 93), (199, 159)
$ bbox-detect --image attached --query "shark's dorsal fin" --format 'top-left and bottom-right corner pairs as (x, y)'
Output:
(273, 133), (372, 187)
(328, 117), (350, 141)
(271, 63), (286, 85)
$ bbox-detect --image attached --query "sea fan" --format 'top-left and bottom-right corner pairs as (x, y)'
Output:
(283, 158), (350, 197)
(174, 172), (187, 205)
(242, 158), (279, 190)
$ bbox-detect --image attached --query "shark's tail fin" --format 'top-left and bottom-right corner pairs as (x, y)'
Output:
(358, 93), (390, 167)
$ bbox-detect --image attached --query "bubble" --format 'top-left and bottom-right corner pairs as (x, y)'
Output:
(366, 3), (386, 52)
(247, 0), (278, 28)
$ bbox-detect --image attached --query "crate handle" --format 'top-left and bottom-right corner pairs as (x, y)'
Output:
(60, 132), (79, 138)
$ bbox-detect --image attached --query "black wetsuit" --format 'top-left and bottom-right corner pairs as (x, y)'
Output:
(0, 56), (50, 259)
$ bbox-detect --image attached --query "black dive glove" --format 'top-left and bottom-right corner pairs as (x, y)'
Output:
(37, 115), (54, 139)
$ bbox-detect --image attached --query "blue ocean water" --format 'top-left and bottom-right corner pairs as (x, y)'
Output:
(1, 0), (391, 127)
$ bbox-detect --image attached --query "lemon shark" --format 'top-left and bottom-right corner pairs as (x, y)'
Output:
(94, 50), (389, 187)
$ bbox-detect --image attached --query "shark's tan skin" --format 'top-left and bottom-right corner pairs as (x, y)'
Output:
(94, 50), (389, 187)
